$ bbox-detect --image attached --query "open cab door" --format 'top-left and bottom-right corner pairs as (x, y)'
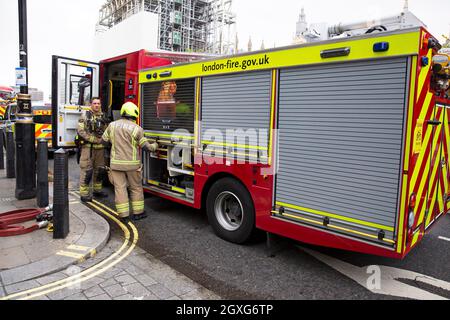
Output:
(52, 56), (99, 149)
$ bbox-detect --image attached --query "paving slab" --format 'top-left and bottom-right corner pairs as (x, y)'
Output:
(103, 284), (128, 298)
(123, 282), (151, 298)
(84, 285), (105, 298)
(147, 283), (177, 299)
(135, 274), (158, 287)
(0, 247), (30, 269)
(115, 274), (138, 286)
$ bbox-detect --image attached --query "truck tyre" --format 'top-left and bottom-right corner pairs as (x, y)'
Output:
(206, 177), (255, 244)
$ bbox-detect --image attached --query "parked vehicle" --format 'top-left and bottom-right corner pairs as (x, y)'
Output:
(53, 27), (449, 258)
(1, 103), (53, 150)
(136, 26), (448, 259)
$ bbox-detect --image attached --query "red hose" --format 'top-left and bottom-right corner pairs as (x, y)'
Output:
(0, 208), (47, 237)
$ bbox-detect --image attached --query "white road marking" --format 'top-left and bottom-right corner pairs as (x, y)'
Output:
(299, 246), (450, 300)
(439, 236), (450, 242)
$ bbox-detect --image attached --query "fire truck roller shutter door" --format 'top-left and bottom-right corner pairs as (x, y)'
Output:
(275, 57), (410, 244)
(201, 71), (272, 163)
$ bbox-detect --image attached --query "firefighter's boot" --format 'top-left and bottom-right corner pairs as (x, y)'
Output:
(81, 196), (92, 203)
(93, 191), (108, 198)
(132, 211), (148, 221)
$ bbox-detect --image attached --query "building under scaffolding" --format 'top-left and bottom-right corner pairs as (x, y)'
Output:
(97, 0), (236, 54)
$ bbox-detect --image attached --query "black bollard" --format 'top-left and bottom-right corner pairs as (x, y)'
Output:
(0, 128), (4, 170)
(15, 121), (36, 199)
(53, 148), (69, 239)
(6, 130), (15, 179)
(37, 139), (49, 208)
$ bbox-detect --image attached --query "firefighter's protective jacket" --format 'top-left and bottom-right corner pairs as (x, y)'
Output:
(77, 110), (107, 149)
(102, 118), (158, 171)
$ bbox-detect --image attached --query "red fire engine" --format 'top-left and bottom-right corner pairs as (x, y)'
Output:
(53, 26), (450, 259)
(135, 27), (449, 259)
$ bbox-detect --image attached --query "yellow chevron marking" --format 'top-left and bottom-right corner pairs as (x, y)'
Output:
(411, 96), (434, 190)
(411, 229), (421, 247)
(417, 121), (442, 225)
(418, 92), (433, 127)
(442, 162), (448, 209)
(411, 125), (433, 194)
(404, 57), (418, 171)
(415, 160), (430, 223)
(425, 181), (439, 227)
(417, 199), (427, 231)
(431, 111), (445, 218)
(415, 122), (441, 223)
(444, 109), (450, 201)
(437, 182), (444, 217)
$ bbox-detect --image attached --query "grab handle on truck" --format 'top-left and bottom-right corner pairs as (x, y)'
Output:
(427, 120), (442, 126)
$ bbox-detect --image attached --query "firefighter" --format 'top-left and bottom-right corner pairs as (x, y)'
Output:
(77, 97), (108, 202)
(102, 102), (158, 221)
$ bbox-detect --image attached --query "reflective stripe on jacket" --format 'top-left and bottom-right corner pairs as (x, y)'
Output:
(103, 118), (157, 171)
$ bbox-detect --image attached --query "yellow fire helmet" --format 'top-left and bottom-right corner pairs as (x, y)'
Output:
(121, 102), (139, 119)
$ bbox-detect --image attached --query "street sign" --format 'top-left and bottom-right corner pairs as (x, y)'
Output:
(15, 67), (27, 86)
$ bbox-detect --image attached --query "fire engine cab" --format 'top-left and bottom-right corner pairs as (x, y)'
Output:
(51, 50), (209, 150)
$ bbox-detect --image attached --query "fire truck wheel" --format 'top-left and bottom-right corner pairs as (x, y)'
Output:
(206, 178), (255, 244)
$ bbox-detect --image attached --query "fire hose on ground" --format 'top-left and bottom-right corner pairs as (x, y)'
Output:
(0, 205), (53, 237)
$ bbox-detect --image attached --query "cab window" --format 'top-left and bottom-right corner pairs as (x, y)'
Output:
(64, 64), (93, 106)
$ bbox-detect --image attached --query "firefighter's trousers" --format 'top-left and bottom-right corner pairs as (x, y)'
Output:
(79, 146), (105, 197)
(109, 169), (145, 218)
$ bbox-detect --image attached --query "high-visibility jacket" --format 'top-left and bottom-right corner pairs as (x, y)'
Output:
(102, 118), (158, 171)
(0, 102), (6, 120)
(77, 110), (107, 150)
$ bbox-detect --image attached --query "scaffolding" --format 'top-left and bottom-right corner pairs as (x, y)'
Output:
(205, 0), (236, 54)
(97, 0), (235, 53)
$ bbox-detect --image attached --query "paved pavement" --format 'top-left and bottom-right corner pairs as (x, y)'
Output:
(0, 175), (109, 278)
(2, 237), (219, 300)
(0, 158), (220, 301)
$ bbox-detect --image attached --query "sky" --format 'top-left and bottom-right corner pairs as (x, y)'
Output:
(1, 0), (450, 102)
